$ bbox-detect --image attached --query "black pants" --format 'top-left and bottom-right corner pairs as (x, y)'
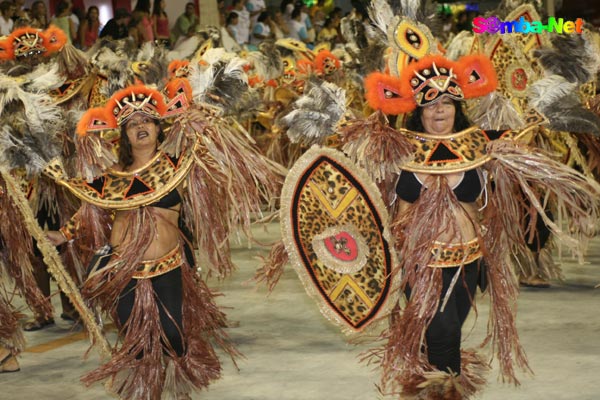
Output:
(116, 263), (185, 356)
(408, 261), (481, 374)
(33, 204), (75, 316)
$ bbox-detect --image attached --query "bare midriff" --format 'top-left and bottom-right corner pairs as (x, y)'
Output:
(111, 205), (181, 261)
(401, 171), (480, 244)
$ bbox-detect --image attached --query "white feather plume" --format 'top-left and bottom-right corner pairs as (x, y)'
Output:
(22, 63), (64, 91)
(281, 80), (347, 145)
(188, 62), (215, 100)
(167, 35), (203, 62)
(401, 0), (421, 20)
(136, 41), (155, 61)
(222, 56), (248, 84)
(445, 31), (474, 61)
(528, 75), (577, 112)
(368, 0), (395, 35)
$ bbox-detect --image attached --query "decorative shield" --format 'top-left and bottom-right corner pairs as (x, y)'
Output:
(281, 146), (396, 334)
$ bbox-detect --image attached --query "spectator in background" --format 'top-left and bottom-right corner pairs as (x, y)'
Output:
(29, 0), (49, 29)
(221, 10), (241, 52)
(226, 11), (239, 44)
(78, 5), (100, 50)
(11, 0), (29, 26)
(281, 0), (294, 22)
(231, 0), (250, 46)
(51, 1), (76, 43)
(311, 6), (325, 33)
(317, 15), (342, 48)
(152, 0), (170, 47)
(99, 8), (129, 40)
(71, 4), (84, 35)
(127, 13), (145, 47)
(271, 9), (289, 39)
(132, 0), (153, 43)
(455, 11), (470, 32)
(246, 0), (266, 26)
(0, 1), (14, 35)
(249, 10), (272, 49)
(171, 2), (197, 47)
(288, 6), (311, 46)
(290, 2), (314, 43)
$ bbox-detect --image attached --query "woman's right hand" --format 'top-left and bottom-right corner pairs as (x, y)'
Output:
(46, 230), (67, 246)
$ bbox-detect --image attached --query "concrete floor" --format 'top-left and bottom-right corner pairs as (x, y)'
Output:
(4, 221), (600, 400)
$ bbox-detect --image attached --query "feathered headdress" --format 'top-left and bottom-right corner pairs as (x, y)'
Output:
(314, 49), (342, 76)
(364, 16), (497, 115)
(74, 84), (188, 181)
(0, 74), (64, 176)
(0, 25), (67, 61)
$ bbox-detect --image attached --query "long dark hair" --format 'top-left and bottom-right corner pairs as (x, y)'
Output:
(405, 99), (471, 132)
(118, 118), (164, 169)
(133, 0), (151, 14)
(152, 0), (166, 17)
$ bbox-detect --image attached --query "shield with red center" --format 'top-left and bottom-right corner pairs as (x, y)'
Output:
(281, 146), (396, 334)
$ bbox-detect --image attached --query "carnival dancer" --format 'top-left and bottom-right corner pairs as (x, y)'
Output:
(0, 298), (22, 373)
(0, 172), (57, 373)
(0, 78), (284, 400)
(260, 5), (600, 399)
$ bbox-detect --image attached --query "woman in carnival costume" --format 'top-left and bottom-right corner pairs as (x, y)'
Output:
(12, 77), (284, 399)
(262, 4), (600, 398)
(0, 24), (99, 371)
(0, 24), (97, 330)
(348, 13), (600, 400)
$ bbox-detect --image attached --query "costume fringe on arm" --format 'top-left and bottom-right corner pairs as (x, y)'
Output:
(340, 111), (415, 183)
(487, 139), (600, 262)
(480, 219), (530, 384)
(182, 163), (234, 278)
(178, 105), (284, 278)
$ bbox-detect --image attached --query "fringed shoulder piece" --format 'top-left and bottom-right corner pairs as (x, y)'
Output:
(179, 105), (286, 278)
(486, 138), (600, 263)
(340, 111), (414, 183)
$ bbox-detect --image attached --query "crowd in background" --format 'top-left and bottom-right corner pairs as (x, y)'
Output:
(0, 0), (512, 52)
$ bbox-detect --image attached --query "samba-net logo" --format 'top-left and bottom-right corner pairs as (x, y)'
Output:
(473, 16), (583, 34)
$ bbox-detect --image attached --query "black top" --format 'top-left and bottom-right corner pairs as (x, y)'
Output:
(149, 188), (182, 209)
(395, 169), (483, 203)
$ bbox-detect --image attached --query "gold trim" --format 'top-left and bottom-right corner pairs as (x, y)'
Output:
(399, 123), (540, 174)
(133, 245), (182, 279)
(48, 75), (95, 105)
(428, 238), (482, 268)
(280, 145), (398, 336)
(329, 275), (374, 308)
(47, 144), (196, 210)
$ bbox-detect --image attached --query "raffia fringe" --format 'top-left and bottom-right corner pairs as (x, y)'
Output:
(252, 240), (288, 293)
(0, 170), (111, 356)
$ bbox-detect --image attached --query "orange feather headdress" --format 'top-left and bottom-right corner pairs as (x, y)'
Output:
(364, 16), (497, 115)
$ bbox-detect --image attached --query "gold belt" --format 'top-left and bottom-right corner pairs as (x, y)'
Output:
(133, 246), (182, 279)
(428, 238), (482, 268)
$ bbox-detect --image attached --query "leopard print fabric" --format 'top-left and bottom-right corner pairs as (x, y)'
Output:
(293, 157), (392, 328)
(45, 148), (194, 210)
